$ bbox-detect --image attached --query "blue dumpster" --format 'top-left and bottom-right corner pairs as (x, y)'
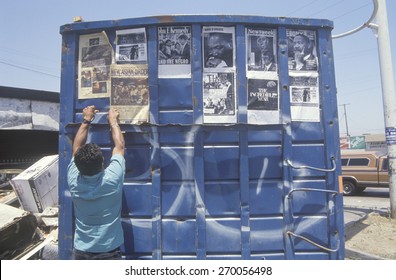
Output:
(59, 15), (344, 260)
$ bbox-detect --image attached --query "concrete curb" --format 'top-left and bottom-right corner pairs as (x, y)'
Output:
(344, 209), (390, 260)
(345, 247), (386, 260)
(343, 208), (370, 229)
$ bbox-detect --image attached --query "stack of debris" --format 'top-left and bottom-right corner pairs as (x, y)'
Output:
(0, 155), (59, 260)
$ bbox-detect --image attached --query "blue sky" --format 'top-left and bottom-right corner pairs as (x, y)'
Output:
(0, 0), (395, 137)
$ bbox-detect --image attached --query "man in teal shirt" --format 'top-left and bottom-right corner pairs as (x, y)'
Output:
(67, 106), (125, 260)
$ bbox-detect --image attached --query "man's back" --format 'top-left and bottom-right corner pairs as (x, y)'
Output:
(68, 153), (125, 253)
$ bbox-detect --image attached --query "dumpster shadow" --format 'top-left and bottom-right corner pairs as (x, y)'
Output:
(343, 206), (371, 240)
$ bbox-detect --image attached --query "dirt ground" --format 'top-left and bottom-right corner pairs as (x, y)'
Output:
(345, 212), (396, 259)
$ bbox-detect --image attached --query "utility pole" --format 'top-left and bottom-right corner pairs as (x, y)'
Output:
(371, 0), (396, 219)
(339, 103), (350, 137)
(333, 0), (396, 218)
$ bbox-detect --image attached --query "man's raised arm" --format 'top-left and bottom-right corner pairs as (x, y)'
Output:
(108, 108), (125, 157)
(72, 105), (97, 156)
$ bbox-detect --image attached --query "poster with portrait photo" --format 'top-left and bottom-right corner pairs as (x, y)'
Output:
(246, 28), (277, 75)
(287, 29), (318, 72)
(158, 26), (191, 78)
(115, 28), (147, 63)
(289, 75), (319, 122)
(247, 78), (280, 124)
(78, 32), (113, 99)
(110, 64), (149, 124)
(203, 72), (236, 123)
(202, 26), (235, 70)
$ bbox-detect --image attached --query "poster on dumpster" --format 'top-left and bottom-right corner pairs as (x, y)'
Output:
(246, 28), (277, 73)
(247, 78), (280, 124)
(203, 72), (236, 123)
(78, 32), (113, 99)
(115, 28), (147, 63)
(158, 26), (191, 78)
(202, 26), (235, 70)
(286, 29), (318, 72)
(289, 75), (320, 122)
(110, 64), (149, 124)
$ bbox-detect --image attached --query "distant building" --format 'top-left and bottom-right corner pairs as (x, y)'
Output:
(339, 133), (386, 152)
(364, 133), (386, 152)
(0, 86), (59, 172)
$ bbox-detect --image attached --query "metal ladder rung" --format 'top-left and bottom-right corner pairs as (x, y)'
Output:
(285, 187), (340, 254)
(287, 231), (340, 253)
(286, 158), (336, 172)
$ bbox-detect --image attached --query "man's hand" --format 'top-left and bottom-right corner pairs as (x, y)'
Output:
(108, 108), (125, 157)
(83, 105), (98, 122)
(108, 107), (120, 124)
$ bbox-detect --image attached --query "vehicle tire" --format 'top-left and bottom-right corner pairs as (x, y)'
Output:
(343, 180), (357, 196)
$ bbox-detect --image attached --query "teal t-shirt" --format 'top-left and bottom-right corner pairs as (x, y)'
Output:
(67, 154), (125, 253)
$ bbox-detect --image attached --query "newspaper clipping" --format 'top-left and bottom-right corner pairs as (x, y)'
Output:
(78, 32), (113, 99)
(158, 26), (191, 78)
(202, 26), (235, 69)
(110, 64), (149, 124)
(203, 72), (236, 123)
(247, 78), (279, 124)
(246, 28), (277, 73)
(287, 29), (318, 72)
(115, 28), (147, 63)
(290, 75), (319, 122)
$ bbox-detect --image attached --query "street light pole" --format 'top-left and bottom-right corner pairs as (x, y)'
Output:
(372, 0), (396, 218)
(333, 0), (396, 218)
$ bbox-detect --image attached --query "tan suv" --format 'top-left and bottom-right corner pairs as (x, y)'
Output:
(341, 150), (388, 195)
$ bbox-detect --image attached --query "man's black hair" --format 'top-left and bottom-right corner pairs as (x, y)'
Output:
(74, 143), (104, 176)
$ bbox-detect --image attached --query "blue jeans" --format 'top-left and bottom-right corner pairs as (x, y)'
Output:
(74, 247), (122, 260)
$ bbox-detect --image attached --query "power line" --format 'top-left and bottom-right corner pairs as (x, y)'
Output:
(0, 56), (59, 75)
(0, 45), (59, 65)
(332, 2), (371, 20)
(307, 0), (345, 17)
(285, 0), (321, 16)
(0, 60), (60, 79)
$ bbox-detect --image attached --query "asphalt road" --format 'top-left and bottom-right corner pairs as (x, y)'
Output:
(343, 187), (390, 212)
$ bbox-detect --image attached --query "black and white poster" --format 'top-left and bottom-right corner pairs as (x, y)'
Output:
(287, 29), (318, 72)
(203, 72), (236, 123)
(115, 28), (147, 63)
(202, 26), (235, 69)
(158, 26), (191, 78)
(246, 28), (277, 73)
(289, 75), (319, 122)
(247, 78), (279, 124)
